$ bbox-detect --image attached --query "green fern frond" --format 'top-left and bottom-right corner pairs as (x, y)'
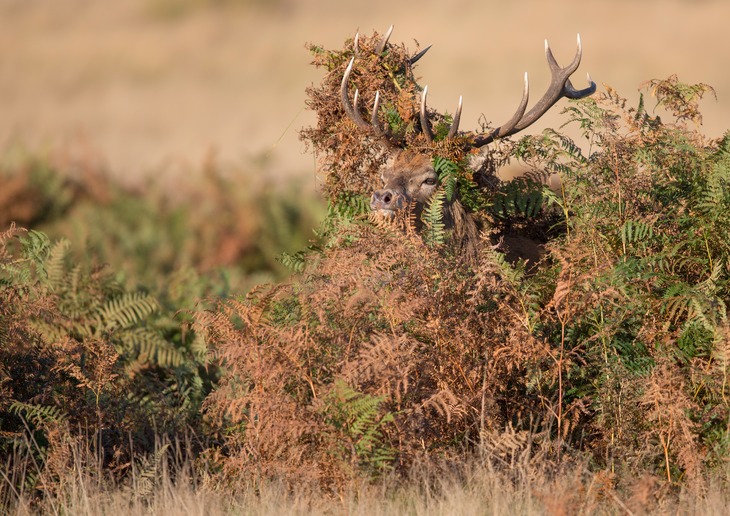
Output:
(21, 230), (51, 268)
(3, 230), (51, 285)
(422, 188), (446, 247)
(9, 401), (66, 428)
(329, 191), (370, 221)
(45, 239), (71, 289)
(433, 156), (459, 201)
(384, 105), (404, 134)
(280, 250), (307, 273)
(323, 379), (395, 473)
(483, 243), (525, 287)
(620, 220), (654, 246)
(118, 327), (185, 368)
(545, 128), (588, 165)
(663, 282), (694, 325)
(94, 292), (160, 334)
(491, 179), (544, 220)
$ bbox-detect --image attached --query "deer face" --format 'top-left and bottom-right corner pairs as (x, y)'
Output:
(370, 151), (438, 216)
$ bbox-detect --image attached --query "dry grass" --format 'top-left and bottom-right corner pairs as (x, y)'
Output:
(4, 442), (730, 516)
(1, 0), (729, 184)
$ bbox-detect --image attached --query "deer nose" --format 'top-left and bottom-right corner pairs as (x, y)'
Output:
(370, 189), (403, 211)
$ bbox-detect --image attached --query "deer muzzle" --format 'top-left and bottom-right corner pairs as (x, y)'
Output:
(370, 188), (406, 216)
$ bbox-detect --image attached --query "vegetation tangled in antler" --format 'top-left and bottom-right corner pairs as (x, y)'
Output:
(300, 29), (474, 199)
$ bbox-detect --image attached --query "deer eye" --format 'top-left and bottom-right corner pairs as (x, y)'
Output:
(423, 177), (438, 186)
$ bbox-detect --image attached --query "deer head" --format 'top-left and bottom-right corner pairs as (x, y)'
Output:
(370, 150), (437, 216)
(340, 27), (596, 217)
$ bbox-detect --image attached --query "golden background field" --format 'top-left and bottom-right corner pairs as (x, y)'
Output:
(1, 0), (727, 185)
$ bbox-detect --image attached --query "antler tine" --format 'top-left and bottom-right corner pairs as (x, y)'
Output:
(564, 72), (597, 99)
(511, 33), (594, 132)
(409, 45), (432, 66)
(471, 35), (596, 148)
(376, 24), (394, 54)
(371, 91), (386, 137)
(420, 86), (435, 142)
(353, 32), (360, 53)
(545, 33), (583, 76)
(446, 96), (463, 139)
(342, 55), (391, 137)
(341, 57), (371, 130)
(496, 72), (530, 138)
(422, 86), (465, 142)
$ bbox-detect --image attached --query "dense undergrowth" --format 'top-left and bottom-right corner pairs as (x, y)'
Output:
(2, 32), (730, 512)
(0, 154), (324, 509)
(203, 84), (730, 487)
(201, 74), (729, 505)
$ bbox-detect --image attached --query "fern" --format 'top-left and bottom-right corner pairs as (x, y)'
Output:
(491, 179), (544, 220)
(95, 292), (160, 334)
(44, 239), (71, 289)
(619, 220), (655, 256)
(328, 191), (370, 221)
(118, 327), (186, 369)
(279, 250), (307, 273)
(323, 379), (395, 474)
(9, 401), (66, 428)
(433, 156), (458, 201)
(126, 443), (170, 499)
(1, 230), (51, 286)
(421, 188), (446, 247)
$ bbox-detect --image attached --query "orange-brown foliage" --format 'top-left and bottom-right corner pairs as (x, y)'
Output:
(197, 218), (555, 488)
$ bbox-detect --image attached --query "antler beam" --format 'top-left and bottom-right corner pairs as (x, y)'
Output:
(471, 34), (596, 147)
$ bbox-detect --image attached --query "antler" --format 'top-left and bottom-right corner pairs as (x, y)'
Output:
(470, 34), (596, 147)
(340, 55), (388, 137)
(420, 86), (463, 143)
(341, 26), (461, 143)
(341, 29), (595, 147)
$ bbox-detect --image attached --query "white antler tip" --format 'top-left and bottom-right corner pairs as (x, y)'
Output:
(577, 33), (583, 50)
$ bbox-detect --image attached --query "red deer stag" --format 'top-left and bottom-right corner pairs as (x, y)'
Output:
(340, 27), (596, 263)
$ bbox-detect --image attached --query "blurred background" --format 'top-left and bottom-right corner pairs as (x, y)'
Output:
(1, 0), (728, 187)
